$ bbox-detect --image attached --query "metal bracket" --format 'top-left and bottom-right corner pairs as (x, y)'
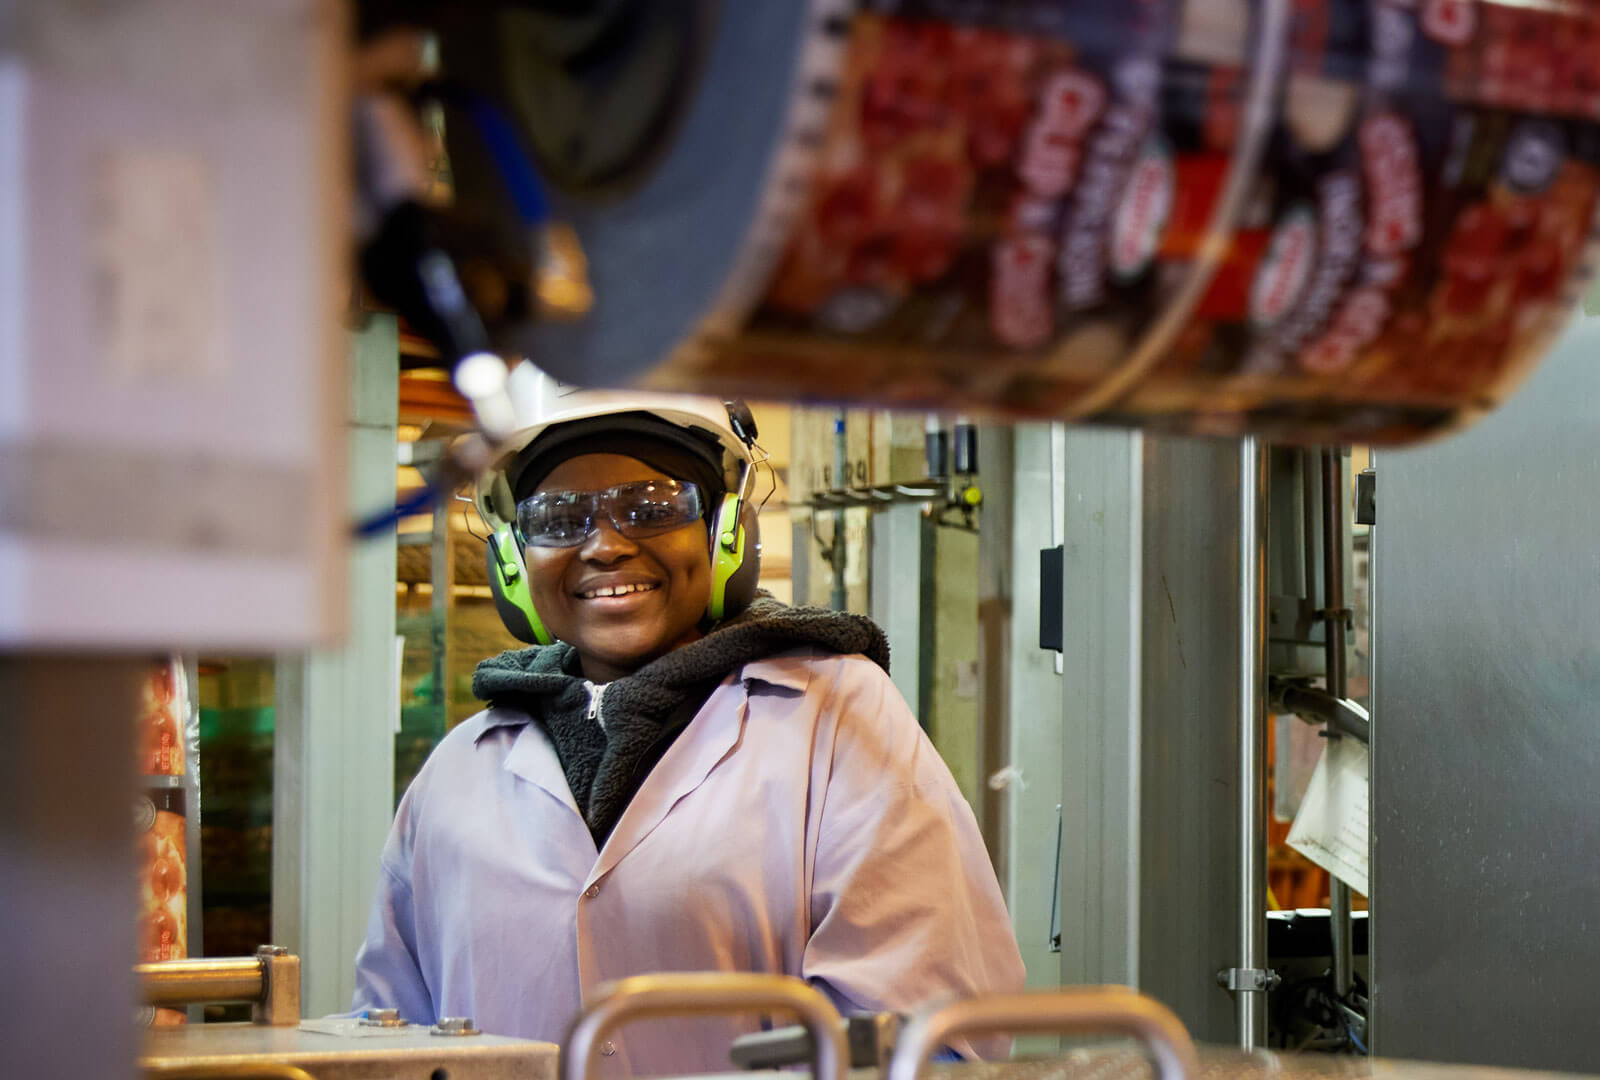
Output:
(1268, 677), (1371, 743)
(1216, 967), (1281, 993)
(255, 945), (301, 1027)
(1355, 467), (1376, 526)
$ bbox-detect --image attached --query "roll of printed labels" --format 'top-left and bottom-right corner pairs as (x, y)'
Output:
(502, 0), (1600, 444)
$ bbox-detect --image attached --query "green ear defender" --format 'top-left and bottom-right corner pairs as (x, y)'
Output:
(707, 490), (751, 623)
(487, 526), (555, 646)
(482, 471), (554, 646)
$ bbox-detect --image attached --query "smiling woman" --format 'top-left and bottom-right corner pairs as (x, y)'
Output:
(524, 455), (715, 683)
(348, 373), (1024, 1075)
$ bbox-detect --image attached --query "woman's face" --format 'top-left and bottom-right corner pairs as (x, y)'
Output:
(525, 453), (710, 682)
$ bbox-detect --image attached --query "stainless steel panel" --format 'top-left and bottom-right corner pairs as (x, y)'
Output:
(1056, 429), (1142, 993)
(1372, 316), (1600, 1071)
(870, 501), (929, 722)
(1001, 424), (1068, 998)
(142, 1022), (558, 1080)
(1138, 436), (1252, 1046)
(1052, 431), (1254, 1045)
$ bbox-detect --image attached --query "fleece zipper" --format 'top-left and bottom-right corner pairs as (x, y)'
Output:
(584, 680), (609, 730)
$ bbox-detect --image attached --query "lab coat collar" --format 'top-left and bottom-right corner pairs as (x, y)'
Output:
(480, 708), (585, 820)
(736, 650), (813, 694)
(477, 652), (812, 880)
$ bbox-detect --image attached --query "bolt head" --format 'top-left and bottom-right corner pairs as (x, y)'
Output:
(431, 1016), (482, 1036)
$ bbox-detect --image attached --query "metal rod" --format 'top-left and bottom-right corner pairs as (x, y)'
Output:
(1236, 437), (1269, 1050)
(1320, 448), (1355, 999)
(1302, 448), (1320, 614)
(831, 410), (848, 610)
(137, 957), (265, 1007)
(887, 989), (1199, 1080)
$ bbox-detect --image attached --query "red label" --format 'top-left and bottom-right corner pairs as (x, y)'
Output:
(1361, 113), (1423, 257)
(1018, 69), (1105, 199)
(1301, 287), (1392, 373)
(1421, 0), (1476, 46)
(1110, 141), (1173, 280)
(992, 234), (1055, 348)
(1251, 210), (1317, 326)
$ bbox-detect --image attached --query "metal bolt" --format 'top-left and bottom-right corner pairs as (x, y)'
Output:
(256, 944), (290, 957)
(431, 1016), (482, 1037)
(584, 884), (600, 899)
(360, 1008), (408, 1028)
(601, 1041), (617, 1057)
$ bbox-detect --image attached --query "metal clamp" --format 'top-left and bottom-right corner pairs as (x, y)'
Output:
(1217, 968), (1281, 993)
(729, 1013), (900, 1071)
(885, 988), (1200, 1080)
(563, 973), (848, 1080)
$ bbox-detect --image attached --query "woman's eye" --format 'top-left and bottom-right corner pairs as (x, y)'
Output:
(543, 511), (588, 537)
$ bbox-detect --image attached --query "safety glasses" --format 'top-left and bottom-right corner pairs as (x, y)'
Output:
(517, 480), (705, 548)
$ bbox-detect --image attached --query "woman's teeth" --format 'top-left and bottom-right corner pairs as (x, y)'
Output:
(579, 583), (659, 599)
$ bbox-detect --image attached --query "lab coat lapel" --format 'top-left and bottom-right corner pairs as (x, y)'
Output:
(500, 720), (584, 820)
(583, 678), (747, 888)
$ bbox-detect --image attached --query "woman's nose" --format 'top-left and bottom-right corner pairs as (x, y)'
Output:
(578, 517), (639, 563)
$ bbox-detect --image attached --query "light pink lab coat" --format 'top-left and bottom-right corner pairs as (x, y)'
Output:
(352, 648), (1024, 1075)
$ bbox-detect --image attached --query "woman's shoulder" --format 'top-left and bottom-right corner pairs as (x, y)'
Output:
(737, 646), (893, 697)
(403, 705), (538, 795)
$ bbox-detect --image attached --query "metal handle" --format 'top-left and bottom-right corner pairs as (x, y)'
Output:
(563, 973), (848, 1080)
(144, 1065), (317, 1080)
(886, 988), (1200, 1080)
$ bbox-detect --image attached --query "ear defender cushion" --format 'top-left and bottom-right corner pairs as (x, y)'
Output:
(489, 473), (517, 524)
(486, 528), (554, 646)
(707, 492), (761, 623)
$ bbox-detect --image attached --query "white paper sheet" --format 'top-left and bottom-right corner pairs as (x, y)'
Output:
(1287, 736), (1370, 895)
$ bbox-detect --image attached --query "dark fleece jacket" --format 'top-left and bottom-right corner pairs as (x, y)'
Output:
(471, 595), (890, 845)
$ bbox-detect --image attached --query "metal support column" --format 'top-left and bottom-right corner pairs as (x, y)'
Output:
(830, 411), (848, 610)
(0, 657), (143, 1080)
(1320, 449), (1354, 999)
(273, 316), (399, 1017)
(1235, 439), (1270, 1050)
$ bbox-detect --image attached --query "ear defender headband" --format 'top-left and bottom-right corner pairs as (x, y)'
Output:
(483, 402), (761, 646)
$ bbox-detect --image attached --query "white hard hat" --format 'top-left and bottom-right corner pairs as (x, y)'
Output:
(477, 363), (756, 527)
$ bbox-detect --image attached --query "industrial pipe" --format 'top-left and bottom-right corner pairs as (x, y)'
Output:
(1236, 437), (1270, 1050)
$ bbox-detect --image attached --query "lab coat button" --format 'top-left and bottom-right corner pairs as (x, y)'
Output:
(601, 1041), (616, 1057)
(584, 884), (600, 899)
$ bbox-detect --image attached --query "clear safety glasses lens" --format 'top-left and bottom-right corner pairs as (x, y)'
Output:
(517, 480), (704, 548)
